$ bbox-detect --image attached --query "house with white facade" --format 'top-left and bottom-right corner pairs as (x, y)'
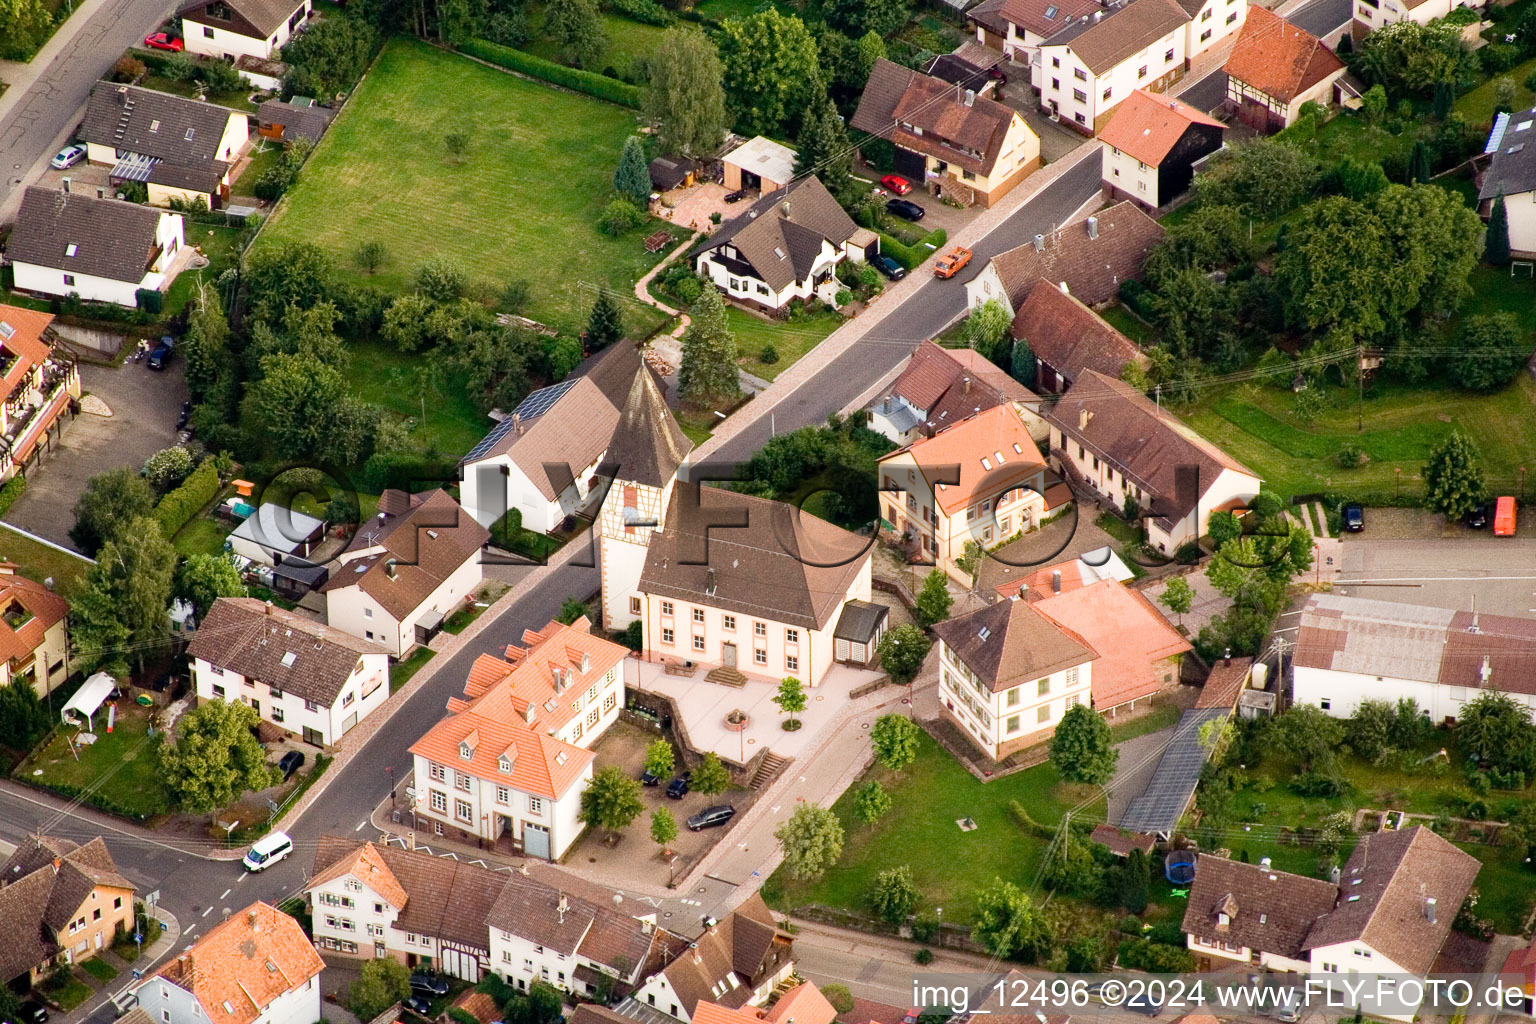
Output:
(0, 306), (81, 490)
(134, 902), (323, 1024)
(1292, 593), (1536, 724)
(180, 0), (312, 61)
(968, 0), (1102, 86)
(1099, 88), (1224, 207)
(306, 836), (509, 980)
(1048, 370), (1261, 555)
(1183, 828), (1480, 1021)
(1034, 0), (1194, 135)
(407, 616), (627, 859)
(9, 187), (185, 307)
(81, 85), (248, 209)
(633, 487), (874, 688)
(1480, 109), (1536, 258)
(0, 560), (71, 698)
(1224, 7), (1349, 132)
(630, 894), (795, 1023)
(188, 598), (390, 748)
(851, 59), (1040, 207)
(321, 489), (488, 657)
(867, 339), (1045, 446)
(691, 176), (865, 312)
(1351, 0), (1476, 40)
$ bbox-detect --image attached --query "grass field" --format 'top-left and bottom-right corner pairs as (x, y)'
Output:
(0, 523), (92, 597)
(261, 37), (669, 334)
(19, 711), (169, 820)
(347, 335), (491, 459)
(165, 226), (243, 318)
(521, 6), (669, 72)
(172, 515), (233, 558)
(232, 138), (286, 196)
(730, 307), (842, 381)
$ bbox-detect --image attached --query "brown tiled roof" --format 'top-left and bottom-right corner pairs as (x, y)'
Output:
(0, 836), (135, 981)
(887, 341), (1036, 432)
(152, 902), (323, 1024)
(1302, 826), (1480, 974)
(485, 875), (666, 980)
(9, 188), (166, 284)
(180, 0), (306, 40)
(1098, 88), (1224, 166)
(1047, 370), (1257, 529)
(693, 177), (857, 294)
(1046, 0), (1191, 76)
(322, 489), (488, 622)
(988, 200), (1165, 310)
(851, 61), (1024, 178)
(970, 0), (1100, 39)
(1012, 283), (1146, 385)
(1181, 855), (1338, 960)
(0, 563), (69, 664)
(1223, 7), (1344, 104)
(0, 870), (63, 982)
(659, 894), (790, 1018)
(604, 344), (694, 488)
(931, 597), (1097, 692)
(188, 597), (386, 705)
(255, 99), (333, 144)
(1090, 823), (1156, 856)
(1030, 578), (1190, 710)
(461, 376), (618, 498)
(1197, 656), (1253, 709)
(639, 488), (871, 631)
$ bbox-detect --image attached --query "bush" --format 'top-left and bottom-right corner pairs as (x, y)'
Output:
(459, 39), (642, 108)
(113, 55), (146, 82)
(1336, 443), (1368, 468)
(598, 198), (647, 236)
(675, 276), (702, 304)
(913, 948), (934, 965)
(0, 476), (25, 518)
(152, 458), (220, 537)
(758, 344), (779, 364)
(609, 0), (672, 24)
(449, 1010), (480, 1024)
(1483, 42), (1523, 73)
(135, 288), (163, 314)
(143, 446), (195, 490)
(876, 228), (946, 270)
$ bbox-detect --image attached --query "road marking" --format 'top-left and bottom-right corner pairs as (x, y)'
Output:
(355, 820), (366, 832)
(234, 872), (246, 883)
(771, 805), (780, 813)
(220, 888), (231, 900)
(202, 907), (212, 918)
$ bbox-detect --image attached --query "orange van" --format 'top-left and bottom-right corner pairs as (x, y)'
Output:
(1494, 495), (1517, 536)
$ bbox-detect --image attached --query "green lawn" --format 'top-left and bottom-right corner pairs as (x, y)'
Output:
(164, 225), (243, 319)
(763, 728), (1104, 922)
(0, 523), (92, 597)
(693, 0), (783, 18)
(232, 138), (286, 196)
(346, 335), (492, 460)
(136, 72), (257, 113)
(729, 307), (842, 381)
(18, 711), (169, 820)
(1108, 703), (1181, 744)
(520, 6), (669, 73)
(1098, 302), (1158, 346)
(390, 647), (436, 692)
(80, 957), (119, 982)
(42, 970), (92, 1011)
(172, 515), (233, 558)
(261, 37), (670, 334)
(1456, 55), (1536, 125)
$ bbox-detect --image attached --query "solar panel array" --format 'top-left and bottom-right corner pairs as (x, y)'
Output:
(1115, 707), (1231, 836)
(462, 378), (580, 463)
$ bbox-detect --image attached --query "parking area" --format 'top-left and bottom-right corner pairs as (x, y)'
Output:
(994, 77), (1093, 163)
(6, 359), (189, 550)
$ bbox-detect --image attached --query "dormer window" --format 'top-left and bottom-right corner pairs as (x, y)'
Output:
(460, 742), (473, 759)
(498, 755), (512, 773)
(207, 1), (231, 18)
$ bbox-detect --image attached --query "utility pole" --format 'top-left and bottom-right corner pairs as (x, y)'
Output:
(1356, 347), (1365, 434)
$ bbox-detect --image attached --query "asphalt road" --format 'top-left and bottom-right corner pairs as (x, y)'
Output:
(1287, 0), (1352, 36)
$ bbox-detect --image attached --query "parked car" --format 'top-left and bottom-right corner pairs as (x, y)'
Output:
(409, 973), (450, 997)
(1495, 495), (1518, 536)
(933, 245), (973, 279)
(724, 189), (748, 203)
(666, 772), (692, 799)
(242, 830), (293, 872)
(870, 253), (906, 281)
(1342, 504), (1364, 532)
(640, 766), (663, 785)
(881, 174), (913, 195)
(18, 1001), (49, 1024)
(687, 804), (736, 830)
(277, 750), (305, 779)
(403, 995), (433, 1017)
(147, 336), (174, 370)
(1463, 503), (1488, 529)
(886, 198), (925, 222)
(987, 65), (1008, 85)
(50, 144), (86, 170)
(143, 31), (183, 50)
(900, 1009), (920, 1024)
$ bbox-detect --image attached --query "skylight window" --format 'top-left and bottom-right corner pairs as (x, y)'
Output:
(185, 128), (195, 141)
(0, 323), (12, 341)
(65, 244), (77, 257)
(977, 626), (991, 641)
(1044, 4), (1058, 15)
(1518, 119), (1533, 131)
(281, 652), (297, 668)
(1013, 443), (1023, 454)
(555, 752), (569, 765)
(773, 246), (786, 259)
(150, 119), (161, 132)
(981, 457), (992, 470)
(994, 450), (1005, 463)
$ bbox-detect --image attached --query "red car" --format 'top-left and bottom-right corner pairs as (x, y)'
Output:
(144, 31), (184, 51)
(881, 174), (913, 195)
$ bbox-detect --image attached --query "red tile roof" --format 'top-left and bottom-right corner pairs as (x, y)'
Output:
(1223, 7), (1345, 105)
(881, 405), (1049, 517)
(307, 841), (408, 908)
(0, 305), (55, 407)
(765, 983), (837, 1024)
(1098, 88), (1224, 167)
(153, 902), (323, 1024)
(0, 565), (68, 665)
(1030, 579), (1190, 710)
(1011, 282), (1146, 385)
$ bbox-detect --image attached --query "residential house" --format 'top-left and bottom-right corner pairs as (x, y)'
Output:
(0, 836), (135, 989)
(965, 200), (1165, 316)
(1224, 8), (1348, 132)
(406, 615), (627, 859)
(81, 85), (248, 208)
(922, 41), (1009, 97)
(851, 59), (1040, 207)
(255, 97), (334, 144)
(1292, 593), (1536, 723)
(0, 561), (71, 697)
(688, 983), (838, 1024)
(630, 894), (795, 1023)
(867, 339), (1045, 446)
(134, 902), (323, 1024)
(990, 545), (1134, 600)
(189, 597), (390, 748)
(1011, 280), (1147, 394)
(307, 836), (510, 980)
(1099, 88), (1224, 207)
(876, 403), (1068, 573)
(1048, 370), (1261, 554)
(0, 307), (81, 487)
(967, 0), (1102, 88)
(1183, 828), (1480, 1021)
(1351, 0), (1476, 40)
(1479, 108), (1536, 257)
(228, 504), (324, 567)
(322, 489), (489, 657)
(635, 486), (874, 688)
(180, 0), (313, 61)
(459, 343), (676, 536)
(1498, 941), (1536, 1015)
(722, 136), (797, 194)
(691, 176), (863, 312)
(9, 187), (185, 307)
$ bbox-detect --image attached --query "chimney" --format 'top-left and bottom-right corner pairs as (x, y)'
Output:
(642, 918), (654, 934)
(512, 412), (522, 435)
(955, 83), (964, 103)
(1425, 897), (1437, 924)
(117, 85), (128, 102)
(518, 863), (531, 876)
(1051, 569), (1061, 593)
(1224, 647), (1231, 666)
(1087, 215), (1099, 240)
(558, 893), (570, 914)
(1078, 408), (1092, 431)
(248, 908), (259, 931)
(962, 376), (971, 396)
(882, 395), (891, 412)
(51, 858), (60, 874)
(1093, 8), (1103, 18)
(780, 201), (791, 219)
(1260, 856), (1272, 869)
(964, 89), (975, 107)
(265, 601), (273, 616)
(1058, 280), (1069, 294)
(706, 567), (717, 596)
(386, 560), (397, 580)
(1033, 233), (1045, 253)
(408, 830), (416, 850)
(1329, 866), (1340, 884)
(96, 187), (104, 199)
(61, 178), (70, 193)
(1480, 656), (1492, 686)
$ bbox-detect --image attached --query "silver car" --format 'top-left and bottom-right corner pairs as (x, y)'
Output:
(50, 144), (86, 169)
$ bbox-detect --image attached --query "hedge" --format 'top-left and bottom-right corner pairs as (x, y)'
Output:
(458, 39), (642, 108)
(153, 458), (220, 538)
(0, 475), (26, 518)
(607, 0), (671, 25)
(877, 227), (947, 271)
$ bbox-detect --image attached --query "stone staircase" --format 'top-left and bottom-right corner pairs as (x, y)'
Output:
(704, 665), (746, 686)
(751, 751), (791, 790)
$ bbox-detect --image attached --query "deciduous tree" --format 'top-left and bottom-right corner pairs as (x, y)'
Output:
(718, 9), (822, 138)
(1457, 691), (1536, 778)
(580, 765), (646, 833)
(1195, 138), (1320, 220)
(650, 806), (679, 853)
(241, 353), (375, 466)
(915, 568), (952, 626)
(644, 28), (729, 159)
(1451, 312), (1528, 392)
(69, 468), (154, 555)
(970, 878), (1048, 959)
(774, 802), (844, 880)
(870, 712), (920, 771)
(692, 751), (731, 794)
(1423, 430), (1485, 521)
(773, 676), (808, 729)
(348, 958), (411, 1020)
(545, 0), (606, 68)
(853, 779), (891, 826)
(644, 739), (675, 780)
(1048, 704), (1118, 785)
(176, 554), (246, 618)
(159, 699), (280, 812)
(962, 299), (1012, 364)
(1158, 576), (1193, 627)
(876, 624), (931, 684)
(281, 13), (378, 100)
(866, 864), (919, 923)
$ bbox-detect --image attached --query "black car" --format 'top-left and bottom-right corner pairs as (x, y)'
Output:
(18, 1001), (49, 1024)
(176, 400), (192, 429)
(886, 198), (925, 222)
(410, 972), (450, 997)
(724, 189), (748, 203)
(1343, 504), (1364, 532)
(640, 768), (662, 786)
(277, 750), (305, 779)
(403, 995), (433, 1016)
(687, 804), (736, 830)
(870, 253), (906, 281)
(666, 772), (692, 799)
(147, 336), (174, 370)
(1464, 503), (1489, 529)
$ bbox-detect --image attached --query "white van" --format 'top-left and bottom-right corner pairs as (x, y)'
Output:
(242, 830), (293, 872)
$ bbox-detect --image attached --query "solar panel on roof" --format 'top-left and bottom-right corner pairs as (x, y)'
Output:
(461, 379), (580, 463)
(1115, 707), (1229, 835)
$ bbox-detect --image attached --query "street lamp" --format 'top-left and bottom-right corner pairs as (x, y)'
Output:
(1394, 467), (1401, 502)
(387, 765), (395, 808)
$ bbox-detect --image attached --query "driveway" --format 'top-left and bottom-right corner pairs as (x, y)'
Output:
(995, 78), (1092, 163)
(1330, 525), (1536, 619)
(6, 360), (188, 550)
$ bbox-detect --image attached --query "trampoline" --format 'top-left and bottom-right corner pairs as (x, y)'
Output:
(1165, 850), (1196, 885)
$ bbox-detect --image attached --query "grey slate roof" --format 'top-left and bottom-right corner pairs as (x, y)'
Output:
(180, 0), (307, 41)
(187, 597), (386, 706)
(1480, 107), (1536, 200)
(834, 599), (888, 643)
(691, 176), (857, 294)
(9, 187), (165, 284)
(256, 98), (334, 143)
(81, 84), (242, 192)
(931, 597), (1097, 691)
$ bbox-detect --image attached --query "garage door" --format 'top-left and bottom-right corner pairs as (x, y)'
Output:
(524, 823), (551, 860)
(893, 147), (926, 183)
(440, 947), (481, 983)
